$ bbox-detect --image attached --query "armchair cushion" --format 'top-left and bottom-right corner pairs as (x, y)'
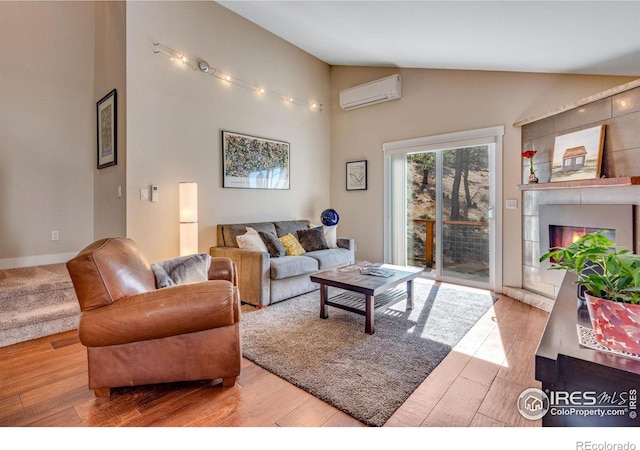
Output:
(151, 254), (211, 289)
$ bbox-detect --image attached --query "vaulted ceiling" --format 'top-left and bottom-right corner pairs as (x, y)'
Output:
(218, 1), (640, 76)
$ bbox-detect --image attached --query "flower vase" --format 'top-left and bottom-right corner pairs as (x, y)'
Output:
(528, 172), (538, 184)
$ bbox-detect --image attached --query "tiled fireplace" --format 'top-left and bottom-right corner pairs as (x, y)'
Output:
(521, 186), (640, 306)
(513, 79), (640, 310)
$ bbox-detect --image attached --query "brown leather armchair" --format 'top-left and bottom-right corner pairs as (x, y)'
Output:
(66, 237), (242, 397)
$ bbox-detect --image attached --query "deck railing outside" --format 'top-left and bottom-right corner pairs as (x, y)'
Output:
(409, 218), (489, 268)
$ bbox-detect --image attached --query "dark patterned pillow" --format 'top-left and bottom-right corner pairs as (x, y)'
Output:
(259, 231), (287, 257)
(297, 227), (329, 252)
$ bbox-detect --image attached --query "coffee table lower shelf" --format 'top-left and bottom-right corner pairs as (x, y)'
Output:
(324, 287), (408, 317)
(313, 263), (422, 334)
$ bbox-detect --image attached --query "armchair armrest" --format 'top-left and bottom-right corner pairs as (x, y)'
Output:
(79, 280), (238, 347)
(210, 247), (270, 307)
(208, 256), (237, 285)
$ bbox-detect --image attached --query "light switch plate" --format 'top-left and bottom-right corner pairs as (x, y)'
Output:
(140, 188), (149, 200)
(506, 199), (518, 209)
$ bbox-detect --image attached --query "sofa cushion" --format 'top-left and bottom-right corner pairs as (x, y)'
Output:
(274, 220), (311, 238)
(269, 255), (318, 280)
(308, 223), (338, 248)
(279, 233), (306, 256)
(297, 227), (329, 252)
(236, 231), (269, 253)
(324, 225), (338, 248)
(221, 222), (277, 248)
(303, 248), (353, 270)
(259, 231), (287, 257)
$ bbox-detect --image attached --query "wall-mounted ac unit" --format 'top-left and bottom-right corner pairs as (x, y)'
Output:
(339, 74), (402, 110)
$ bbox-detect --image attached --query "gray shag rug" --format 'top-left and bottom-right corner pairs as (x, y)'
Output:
(240, 278), (496, 427)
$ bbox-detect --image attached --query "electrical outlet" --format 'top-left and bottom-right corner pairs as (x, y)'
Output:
(51, 230), (59, 241)
(505, 199), (518, 209)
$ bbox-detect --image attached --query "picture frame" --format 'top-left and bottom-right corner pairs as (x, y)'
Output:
(346, 160), (367, 191)
(550, 125), (605, 183)
(96, 89), (117, 169)
(222, 131), (290, 189)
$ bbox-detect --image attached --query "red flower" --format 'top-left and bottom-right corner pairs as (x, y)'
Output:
(521, 150), (537, 159)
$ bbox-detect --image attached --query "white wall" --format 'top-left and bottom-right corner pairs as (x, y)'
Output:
(125, 1), (331, 262)
(94, 1), (127, 240)
(330, 67), (634, 288)
(0, 2), (95, 268)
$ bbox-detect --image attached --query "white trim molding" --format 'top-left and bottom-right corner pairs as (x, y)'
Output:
(0, 252), (78, 270)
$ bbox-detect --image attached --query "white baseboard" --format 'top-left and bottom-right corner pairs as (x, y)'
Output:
(0, 252), (78, 270)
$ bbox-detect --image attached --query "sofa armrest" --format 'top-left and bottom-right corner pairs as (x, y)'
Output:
(337, 238), (356, 264)
(79, 280), (238, 347)
(210, 247), (270, 307)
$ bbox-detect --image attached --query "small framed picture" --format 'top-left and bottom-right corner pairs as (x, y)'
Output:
(346, 160), (367, 191)
(96, 89), (117, 169)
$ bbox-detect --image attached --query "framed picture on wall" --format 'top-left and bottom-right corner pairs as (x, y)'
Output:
(222, 131), (290, 189)
(96, 89), (117, 169)
(549, 125), (605, 183)
(346, 160), (367, 191)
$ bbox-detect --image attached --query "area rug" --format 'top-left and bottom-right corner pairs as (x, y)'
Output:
(240, 278), (496, 427)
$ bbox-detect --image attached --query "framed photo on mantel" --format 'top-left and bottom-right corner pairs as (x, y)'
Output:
(550, 125), (605, 183)
(96, 89), (117, 169)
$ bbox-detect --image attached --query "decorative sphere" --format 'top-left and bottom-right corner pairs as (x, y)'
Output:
(321, 209), (339, 226)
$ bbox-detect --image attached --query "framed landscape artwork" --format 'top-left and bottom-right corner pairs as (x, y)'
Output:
(96, 89), (117, 169)
(346, 160), (367, 191)
(222, 131), (290, 189)
(550, 125), (605, 183)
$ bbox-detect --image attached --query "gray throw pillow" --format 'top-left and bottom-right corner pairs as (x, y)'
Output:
(259, 231), (287, 257)
(297, 227), (329, 252)
(151, 253), (211, 289)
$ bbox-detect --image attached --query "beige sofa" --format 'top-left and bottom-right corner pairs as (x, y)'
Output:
(210, 220), (355, 307)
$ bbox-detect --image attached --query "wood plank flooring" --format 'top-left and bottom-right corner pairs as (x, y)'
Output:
(0, 289), (549, 428)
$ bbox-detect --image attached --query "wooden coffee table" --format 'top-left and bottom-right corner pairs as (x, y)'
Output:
(310, 263), (423, 334)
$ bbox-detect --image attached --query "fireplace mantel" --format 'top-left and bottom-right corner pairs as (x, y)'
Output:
(517, 176), (640, 191)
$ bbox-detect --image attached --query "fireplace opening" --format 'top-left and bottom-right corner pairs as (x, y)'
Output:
(548, 225), (614, 263)
(549, 225), (614, 249)
(538, 204), (634, 286)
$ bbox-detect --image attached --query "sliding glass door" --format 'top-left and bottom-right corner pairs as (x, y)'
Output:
(384, 126), (503, 291)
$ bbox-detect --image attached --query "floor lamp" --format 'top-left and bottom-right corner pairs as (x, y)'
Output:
(179, 182), (198, 256)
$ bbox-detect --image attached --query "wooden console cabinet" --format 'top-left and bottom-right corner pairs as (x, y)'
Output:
(535, 273), (640, 427)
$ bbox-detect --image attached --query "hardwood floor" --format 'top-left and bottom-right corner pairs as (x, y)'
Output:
(0, 289), (549, 428)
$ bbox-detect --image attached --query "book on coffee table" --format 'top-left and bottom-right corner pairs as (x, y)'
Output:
(358, 267), (395, 277)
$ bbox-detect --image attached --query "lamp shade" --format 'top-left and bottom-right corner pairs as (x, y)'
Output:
(180, 222), (198, 256)
(179, 182), (198, 223)
(179, 182), (198, 256)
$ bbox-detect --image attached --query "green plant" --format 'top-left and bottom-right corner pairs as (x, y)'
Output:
(539, 230), (640, 304)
